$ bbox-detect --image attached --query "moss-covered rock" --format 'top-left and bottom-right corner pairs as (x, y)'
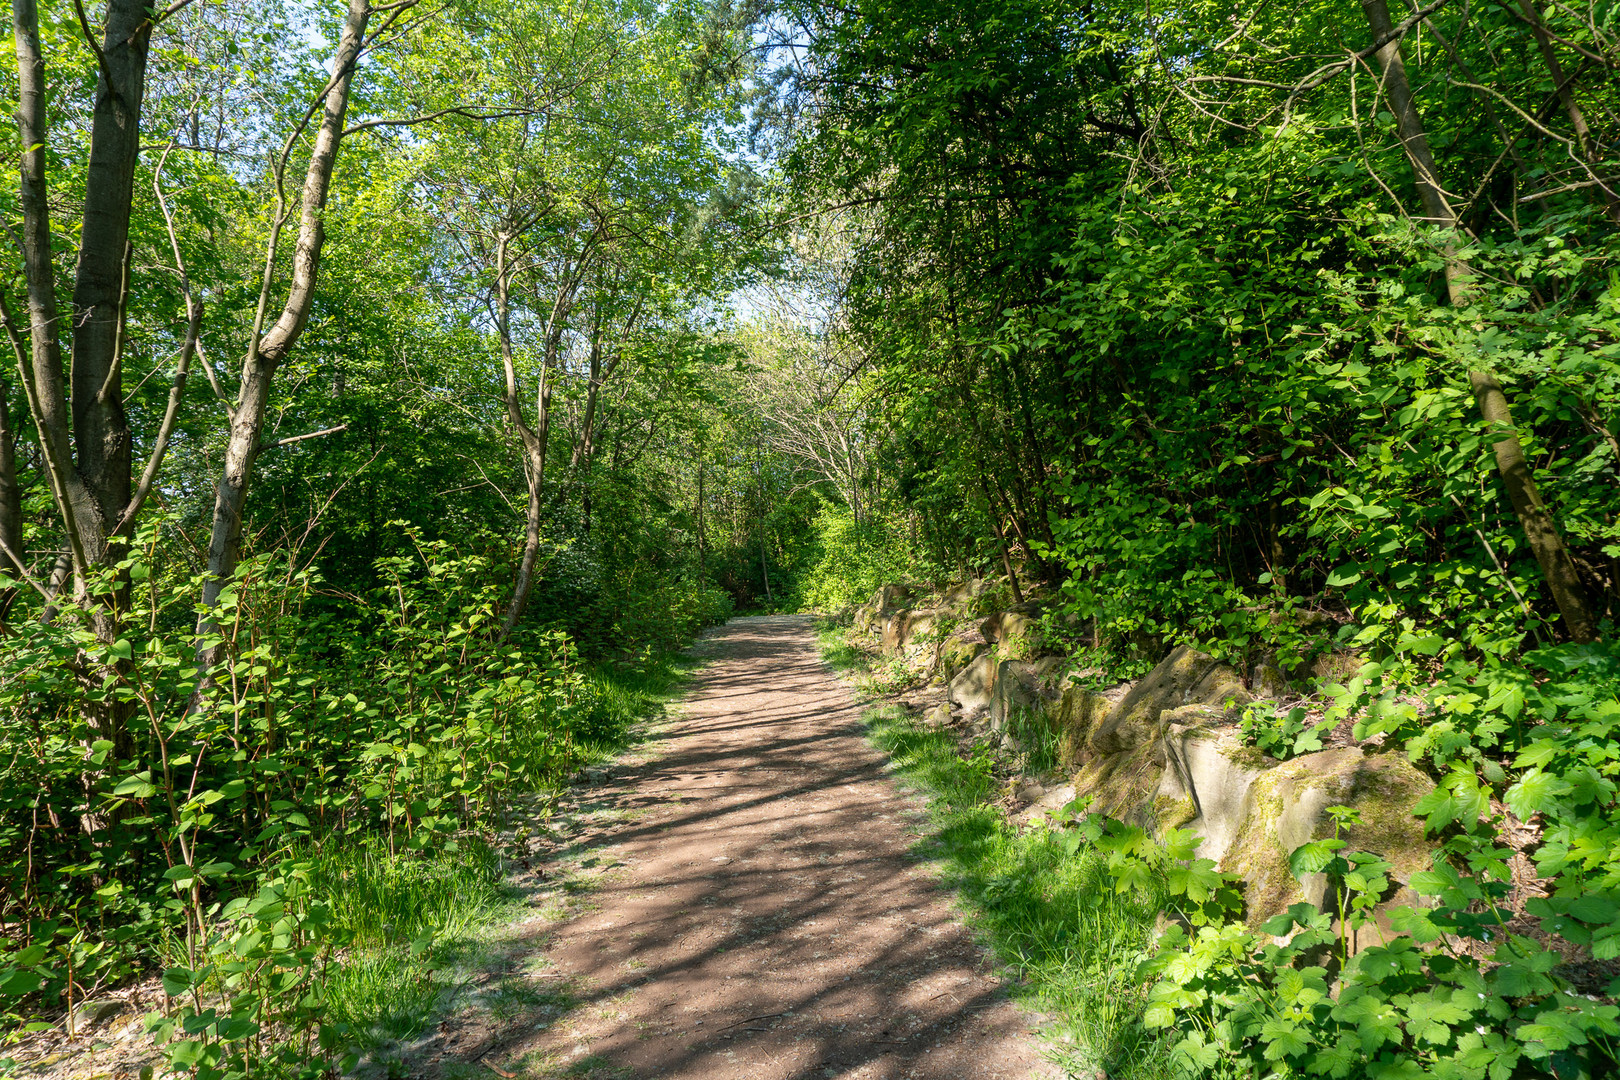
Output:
(1220, 748), (1434, 930)
(855, 584), (918, 635)
(1186, 665), (1253, 717)
(999, 613), (1044, 660)
(1088, 644), (1257, 755)
(987, 657), (1065, 748)
(936, 579), (988, 618)
(1050, 686), (1113, 770)
(1074, 739), (1165, 826)
(1090, 645), (1218, 754)
(881, 607), (942, 654)
(938, 633), (986, 681)
(948, 650), (1000, 716)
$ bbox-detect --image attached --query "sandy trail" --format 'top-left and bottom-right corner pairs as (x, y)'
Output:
(460, 614), (1056, 1079)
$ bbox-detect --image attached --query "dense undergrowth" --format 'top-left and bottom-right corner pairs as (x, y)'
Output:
(0, 522), (703, 1077)
(822, 605), (1620, 1079)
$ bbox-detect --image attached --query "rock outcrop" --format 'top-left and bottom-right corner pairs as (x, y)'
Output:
(850, 581), (1436, 930)
(948, 650), (1000, 716)
(853, 584), (917, 635)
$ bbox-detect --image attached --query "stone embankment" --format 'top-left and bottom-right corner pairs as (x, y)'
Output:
(847, 581), (1434, 935)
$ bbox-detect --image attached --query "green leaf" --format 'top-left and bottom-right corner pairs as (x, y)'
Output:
(1259, 1018), (1312, 1060)
(1505, 769), (1572, 819)
(161, 968), (195, 997)
(1288, 838), (1346, 878)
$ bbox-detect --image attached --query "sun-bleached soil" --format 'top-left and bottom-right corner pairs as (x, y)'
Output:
(440, 614), (1058, 1080)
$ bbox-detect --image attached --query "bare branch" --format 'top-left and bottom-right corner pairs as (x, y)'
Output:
(343, 105), (538, 137)
(259, 423), (348, 451)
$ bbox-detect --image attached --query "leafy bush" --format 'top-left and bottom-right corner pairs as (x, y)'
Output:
(0, 519), (669, 1072)
(1137, 642), (1620, 1079)
(790, 501), (919, 613)
(1138, 812), (1620, 1079)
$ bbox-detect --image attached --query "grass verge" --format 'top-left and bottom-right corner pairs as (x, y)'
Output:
(816, 618), (1173, 1079)
(862, 706), (1171, 1079)
(303, 650), (695, 1069)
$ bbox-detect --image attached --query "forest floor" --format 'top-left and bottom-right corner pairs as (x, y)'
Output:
(419, 614), (1059, 1080)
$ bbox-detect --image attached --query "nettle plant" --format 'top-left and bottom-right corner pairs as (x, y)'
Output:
(1132, 801), (1618, 1079)
(1053, 784), (1619, 1078)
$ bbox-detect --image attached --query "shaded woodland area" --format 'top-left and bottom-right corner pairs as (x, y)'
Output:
(2, 0), (1620, 1075)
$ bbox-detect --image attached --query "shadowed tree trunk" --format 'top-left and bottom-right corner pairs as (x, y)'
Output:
(196, 0), (373, 666)
(9, 0), (153, 610)
(1361, 0), (1598, 643)
(7, 0), (157, 761)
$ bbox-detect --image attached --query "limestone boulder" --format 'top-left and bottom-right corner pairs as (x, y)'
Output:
(1220, 748), (1435, 930)
(1048, 685), (1113, 770)
(987, 657), (1065, 741)
(936, 579), (988, 618)
(1089, 645), (1251, 755)
(979, 607), (1047, 660)
(937, 632), (986, 681)
(855, 584), (917, 635)
(882, 607), (940, 654)
(1156, 707), (1273, 865)
(948, 650), (1000, 717)
(1073, 740), (1167, 826)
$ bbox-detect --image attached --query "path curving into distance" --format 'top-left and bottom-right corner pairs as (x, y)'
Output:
(452, 614), (1057, 1080)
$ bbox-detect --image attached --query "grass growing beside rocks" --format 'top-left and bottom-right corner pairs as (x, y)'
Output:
(294, 653), (696, 1072)
(816, 624), (1173, 1078)
(863, 706), (1173, 1079)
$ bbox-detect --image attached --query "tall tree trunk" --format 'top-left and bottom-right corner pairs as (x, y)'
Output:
(1362, 0), (1598, 643)
(12, 0), (153, 763)
(0, 377), (20, 623)
(197, 0), (371, 663)
(71, 0), (153, 573)
(12, 0), (93, 587)
(498, 365), (552, 638)
(494, 234), (558, 640)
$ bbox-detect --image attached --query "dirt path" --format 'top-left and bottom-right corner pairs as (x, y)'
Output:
(448, 615), (1057, 1079)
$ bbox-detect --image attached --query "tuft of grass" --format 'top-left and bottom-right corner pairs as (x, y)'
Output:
(863, 706), (1175, 1080)
(1004, 705), (1063, 776)
(815, 622), (870, 674)
(308, 836), (506, 948)
(321, 949), (443, 1044)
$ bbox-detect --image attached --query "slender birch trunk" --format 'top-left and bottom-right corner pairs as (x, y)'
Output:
(0, 378), (20, 623)
(197, 0), (373, 664)
(494, 234), (559, 640)
(1362, 0), (1597, 643)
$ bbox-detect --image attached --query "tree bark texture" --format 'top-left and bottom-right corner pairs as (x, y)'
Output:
(1362, 0), (1598, 643)
(70, 0), (153, 553)
(197, 0), (371, 658)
